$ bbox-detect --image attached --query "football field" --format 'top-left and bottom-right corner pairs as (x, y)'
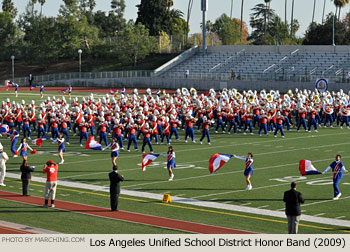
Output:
(0, 90), (349, 234)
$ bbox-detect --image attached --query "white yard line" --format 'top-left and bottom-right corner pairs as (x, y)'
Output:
(335, 216), (346, 219)
(5, 172), (350, 228)
(257, 205), (270, 209)
(314, 213), (325, 217)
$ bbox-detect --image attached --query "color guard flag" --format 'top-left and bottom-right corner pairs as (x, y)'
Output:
(142, 153), (160, 171)
(110, 89), (119, 95)
(6, 81), (12, 91)
(29, 84), (36, 91)
(299, 160), (321, 175)
(0, 124), (9, 135)
(85, 136), (102, 150)
(31, 137), (48, 147)
(60, 89), (68, 95)
(208, 153), (233, 174)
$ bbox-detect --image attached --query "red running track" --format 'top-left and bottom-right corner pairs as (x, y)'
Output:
(0, 190), (253, 234)
(0, 226), (35, 234)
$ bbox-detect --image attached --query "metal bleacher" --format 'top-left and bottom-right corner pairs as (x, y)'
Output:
(163, 47), (350, 79)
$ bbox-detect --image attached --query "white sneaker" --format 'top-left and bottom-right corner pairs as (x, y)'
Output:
(250, 133), (254, 135)
(243, 132), (246, 135)
(51, 204), (55, 208)
(67, 142), (70, 145)
(340, 126), (343, 129)
(215, 131), (218, 133)
(127, 150), (130, 152)
(274, 135), (277, 138)
(208, 142), (211, 145)
(0, 183), (6, 186)
(80, 144), (83, 147)
(192, 140), (196, 143)
(246, 185), (252, 190)
(282, 136), (285, 138)
(222, 131), (226, 133)
(142, 151), (145, 154)
(315, 130), (318, 132)
(59, 160), (64, 164)
(228, 132), (231, 135)
(13, 155), (18, 158)
(28, 137), (31, 140)
(185, 140), (187, 143)
(333, 192), (342, 200)
(200, 141), (202, 144)
(168, 174), (174, 181)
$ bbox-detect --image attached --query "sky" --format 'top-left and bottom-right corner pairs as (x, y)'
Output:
(12, 0), (350, 37)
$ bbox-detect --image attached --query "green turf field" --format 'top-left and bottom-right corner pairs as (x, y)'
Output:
(0, 91), (349, 234)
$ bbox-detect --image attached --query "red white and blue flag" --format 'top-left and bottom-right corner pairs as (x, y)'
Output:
(110, 89), (119, 95)
(0, 124), (9, 135)
(31, 137), (48, 147)
(85, 136), (102, 150)
(30, 84), (36, 91)
(299, 160), (321, 175)
(6, 81), (12, 91)
(208, 153), (233, 174)
(142, 153), (160, 171)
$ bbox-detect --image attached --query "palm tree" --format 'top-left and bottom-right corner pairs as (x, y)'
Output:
(230, 0), (234, 19)
(290, 0), (294, 37)
(312, 0), (316, 23)
(38, 0), (45, 16)
(264, 0), (272, 32)
(285, 0), (288, 24)
(322, 0), (326, 23)
(338, 0), (350, 20)
(240, 0), (244, 41)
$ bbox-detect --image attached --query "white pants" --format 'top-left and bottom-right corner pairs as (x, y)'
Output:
(44, 181), (57, 200)
(0, 166), (5, 184)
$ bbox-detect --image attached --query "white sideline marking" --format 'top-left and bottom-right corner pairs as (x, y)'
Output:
(6, 172), (350, 228)
(223, 201), (232, 204)
(335, 216), (346, 219)
(257, 205), (269, 209)
(174, 194), (186, 197)
(314, 213), (325, 217)
(241, 203), (252, 206)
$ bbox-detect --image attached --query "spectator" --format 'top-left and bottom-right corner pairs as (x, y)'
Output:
(283, 182), (305, 234)
(28, 74), (33, 87)
(109, 165), (124, 211)
(185, 69), (189, 79)
(0, 143), (9, 186)
(231, 69), (236, 80)
(237, 70), (242, 80)
(20, 160), (35, 196)
(43, 160), (58, 208)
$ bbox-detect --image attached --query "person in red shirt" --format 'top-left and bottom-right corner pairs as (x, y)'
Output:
(113, 119), (124, 150)
(184, 114), (196, 143)
(79, 118), (89, 146)
(161, 117), (170, 145)
(200, 116), (212, 144)
(258, 111), (268, 136)
(98, 118), (109, 146)
(141, 123), (153, 153)
(150, 116), (159, 144)
(308, 105), (318, 132)
(43, 160), (58, 208)
(127, 118), (138, 152)
(297, 106), (308, 132)
(273, 112), (285, 137)
(22, 113), (31, 139)
(50, 115), (59, 141)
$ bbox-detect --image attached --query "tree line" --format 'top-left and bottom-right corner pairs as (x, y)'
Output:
(1, 0), (350, 68)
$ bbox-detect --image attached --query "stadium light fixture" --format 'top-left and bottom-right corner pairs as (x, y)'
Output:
(11, 55), (15, 81)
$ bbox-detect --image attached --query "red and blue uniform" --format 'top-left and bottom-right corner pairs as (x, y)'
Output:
(57, 137), (65, 152)
(10, 130), (19, 154)
(325, 161), (347, 197)
(167, 151), (176, 169)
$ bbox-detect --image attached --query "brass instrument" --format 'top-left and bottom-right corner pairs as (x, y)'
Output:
(248, 95), (255, 104)
(182, 87), (189, 96)
(326, 95), (333, 105)
(190, 88), (197, 96)
(146, 88), (152, 95)
(313, 95), (320, 104)
(266, 94), (273, 103)
(260, 89), (267, 99)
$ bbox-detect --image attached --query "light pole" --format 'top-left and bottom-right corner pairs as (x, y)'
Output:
(78, 49), (82, 78)
(11, 55), (15, 81)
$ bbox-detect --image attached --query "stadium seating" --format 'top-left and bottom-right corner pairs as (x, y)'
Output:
(162, 48), (350, 79)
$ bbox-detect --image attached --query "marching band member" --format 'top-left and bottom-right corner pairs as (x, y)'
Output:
(184, 113), (196, 143)
(258, 111), (268, 136)
(324, 103), (334, 128)
(60, 114), (70, 144)
(57, 132), (65, 164)
(22, 112), (31, 139)
(297, 105), (308, 132)
(40, 85), (44, 98)
(243, 109), (253, 135)
(162, 146), (175, 181)
(161, 116), (170, 145)
(37, 114), (46, 138)
(322, 154), (348, 200)
(169, 114), (180, 142)
(340, 105), (350, 129)
(103, 137), (119, 166)
(307, 104), (318, 132)
(215, 107), (226, 133)
(141, 123), (153, 153)
(98, 118), (109, 146)
(9, 127), (19, 157)
(200, 116), (211, 144)
(79, 118), (89, 146)
(150, 116), (159, 144)
(112, 119), (124, 150)
(274, 111), (285, 138)
(16, 138), (33, 161)
(227, 108), (237, 135)
(127, 118), (138, 152)
(233, 152), (254, 190)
